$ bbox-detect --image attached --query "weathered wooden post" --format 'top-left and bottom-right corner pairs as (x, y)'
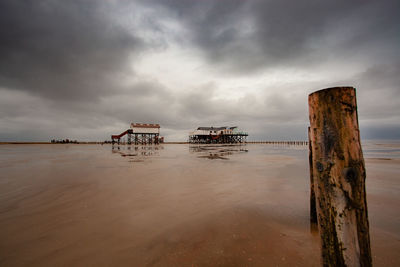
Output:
(308, 87), (372, 267)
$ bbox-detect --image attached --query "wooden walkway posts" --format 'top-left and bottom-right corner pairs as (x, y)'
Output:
(308, 87), (372, 267)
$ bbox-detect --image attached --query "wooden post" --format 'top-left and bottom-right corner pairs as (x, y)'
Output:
(308, 87), (372, 267)
(309, 126), (317, 224)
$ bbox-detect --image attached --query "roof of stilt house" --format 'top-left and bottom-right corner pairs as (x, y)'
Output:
(131, 123), (160, 129)
(197, 126), (237, 131)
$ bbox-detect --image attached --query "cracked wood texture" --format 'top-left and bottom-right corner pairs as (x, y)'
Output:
(308, 87), (372, 267)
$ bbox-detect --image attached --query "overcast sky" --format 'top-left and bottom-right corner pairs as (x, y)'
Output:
(0, 0), (399, 141)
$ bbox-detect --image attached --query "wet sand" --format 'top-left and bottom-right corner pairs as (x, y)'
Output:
(0, 143), (399, 266)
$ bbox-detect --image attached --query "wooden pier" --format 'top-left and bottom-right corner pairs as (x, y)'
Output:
(246, 141), (308, 145)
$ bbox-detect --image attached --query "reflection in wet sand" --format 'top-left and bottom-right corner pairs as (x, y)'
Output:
(190, 144), (248, 160)
(112, 145), (163, 162)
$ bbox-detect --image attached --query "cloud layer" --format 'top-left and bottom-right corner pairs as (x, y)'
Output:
(0, 0), (399, 141)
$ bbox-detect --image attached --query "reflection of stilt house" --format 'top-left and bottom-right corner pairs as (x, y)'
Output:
(189, 126), (248, 144)
(111, 123), (163, 145)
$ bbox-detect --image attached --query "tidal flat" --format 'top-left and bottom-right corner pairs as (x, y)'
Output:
(0, 142), (399, 266)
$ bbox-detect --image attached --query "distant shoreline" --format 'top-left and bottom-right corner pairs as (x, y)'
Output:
(0, 141), (308, 145)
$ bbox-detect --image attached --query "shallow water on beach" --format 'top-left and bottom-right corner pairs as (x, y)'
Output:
(0, 143), (399, 266)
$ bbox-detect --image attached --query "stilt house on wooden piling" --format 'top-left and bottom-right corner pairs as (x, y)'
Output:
(111, 123), (164, 144)
(189, 126), (248, 144)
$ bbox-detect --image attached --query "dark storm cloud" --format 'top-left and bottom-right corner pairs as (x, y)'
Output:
(175, 81), (310, 140)
(347, 63), (400, 139)
(0, 79), (177, 141)
(148, 0), (400, 73)
(0, 0), (143, 100)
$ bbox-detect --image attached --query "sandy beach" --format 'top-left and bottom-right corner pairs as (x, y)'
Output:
(0, 143), (399, 266)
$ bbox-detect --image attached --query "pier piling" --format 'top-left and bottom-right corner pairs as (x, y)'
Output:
(308, 87), (372, 267)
